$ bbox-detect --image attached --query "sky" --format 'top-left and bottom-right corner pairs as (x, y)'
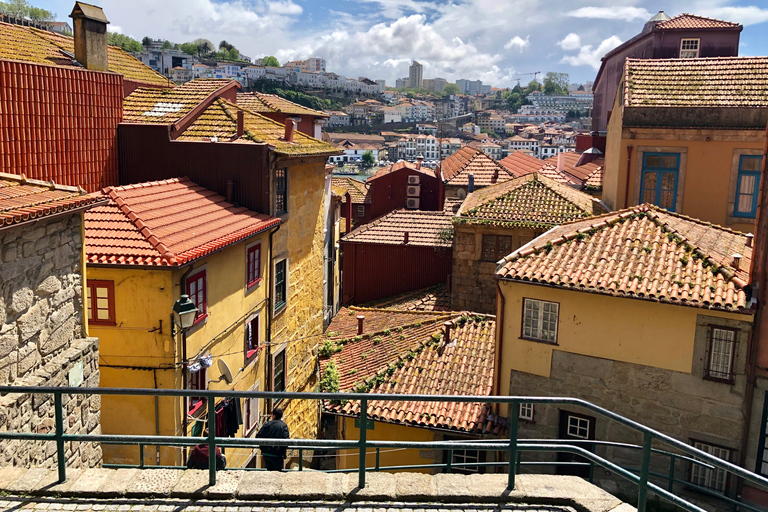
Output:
(37, 0), (768, 88)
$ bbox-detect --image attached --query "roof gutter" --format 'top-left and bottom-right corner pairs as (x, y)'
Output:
(0, 199), (108, 233)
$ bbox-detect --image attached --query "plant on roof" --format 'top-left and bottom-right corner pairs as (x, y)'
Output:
(348, 369), (357, 376)
(319, 339), (342, 358)
(325, 331), (338, 338)
(576, 232), (586, 241)
(643, 246), (652, 253)
(680, 256), (689, 266)
(373, 336), (383, 345)
(431, 332), (442, 342)
(353, 335), (362, 342)
(398, 334), (406, 340)
(414, 321), (422, 327)
(710, 285), (716, 293)
(395, 326), (403, 333)
(383, 329), (391, 336)
(319, 361), (340, 395)
(544, 241), (554, 253)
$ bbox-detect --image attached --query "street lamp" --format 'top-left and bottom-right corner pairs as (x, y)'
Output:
(171, 294), (198, 335)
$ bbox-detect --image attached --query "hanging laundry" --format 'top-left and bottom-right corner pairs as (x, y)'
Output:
(191, 418), (204, 438)
(224, 397), (243, 437)
(187, 361), (202, 373)
(200, 354), (213, 368)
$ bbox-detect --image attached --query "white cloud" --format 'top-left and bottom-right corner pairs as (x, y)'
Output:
(567, 6), (651, 21)
(695, 6), (768, 27)
(109, 25), (123, 34)
(266, 1), (302, 16)
(560, 35), (622, 69)
(504, 35), (530, 52)
(557, 33), (581, 51)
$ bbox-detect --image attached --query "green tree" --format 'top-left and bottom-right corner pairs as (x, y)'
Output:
(219, 40), (234, 52)
(543, 71), (569, 95)
(0, 0), (29, 18)
(27, 6), (53, 20)
(179, 42), (197, 56)
(261, 55), (279, 67)
(141, 36), (152, 47)
(108, 32), (142, 52)
(361, 150), (375, 168)
(442, 83), (460, 95)
(161, 40), (172, 50)
(193, 38), (214, 57)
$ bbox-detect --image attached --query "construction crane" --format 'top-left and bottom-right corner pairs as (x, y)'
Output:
(513, 71), (541, 85)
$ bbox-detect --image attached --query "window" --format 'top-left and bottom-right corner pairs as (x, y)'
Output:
(680, 38), (700, 58)
(244, 382), (260, 435)
(482, 235), (513, 262)
(451, 448), (481, 473)
(186, 270), (208, 323)
(734, 156), (763, 218)
(85, 280), (115, 326)
(273, 349), (286, 393)
(275, 168), (288, 215)
(188, 366), (207, 414)
(522, 298), (559, 343)
(567, 415), (590, 439)
(519, 403), (534, 422)
(245, 315), (260, 362)
(640, 153), (680, 211)
(690, 441), (731, 492)
(357, 205), (365, 218)
(706, 327), (736, 382)
(274, 259), (287, 312)
(247, 244), (261, 288)
(756, 392), (768, 476)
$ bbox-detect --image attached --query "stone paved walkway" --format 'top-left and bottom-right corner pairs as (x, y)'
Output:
(0, 499), (579, 512)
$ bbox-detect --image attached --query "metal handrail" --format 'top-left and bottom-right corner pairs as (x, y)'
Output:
(0, 386), (766, 512)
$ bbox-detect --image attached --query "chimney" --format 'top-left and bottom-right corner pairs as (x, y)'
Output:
(557, 152), (565, 172)
(283, 118), (299, 143)
(416, 155), (424, 169)
(733, 253), (742, 270)
(404, 231), (409, 244)
(468, 173), (475, 193)
(236, 110), (244, 137)
(443, 321), (452, 341)
(70, 2), (109, 72)
(746, 233), (754, 248)
(357, 315), (365, 335)
(226, 180), (234, 203)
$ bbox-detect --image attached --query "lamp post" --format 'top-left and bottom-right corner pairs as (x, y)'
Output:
(171, 294), (198, 454)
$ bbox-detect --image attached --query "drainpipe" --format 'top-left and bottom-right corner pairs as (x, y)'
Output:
(494, 280), (506, 416)
(624, 145), (633, 208)
(177, 265), (194, 462)
(266, 224), (281, 415)
(153, 369), (161, 466)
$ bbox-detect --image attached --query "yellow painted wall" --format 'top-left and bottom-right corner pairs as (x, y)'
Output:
(336, 417), (436, 472)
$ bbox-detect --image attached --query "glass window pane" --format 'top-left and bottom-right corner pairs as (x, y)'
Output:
(742, 157), (761, 172)
(97, 309), (109, 320)
(642, 172), (657, 203)
(96, 287), (109, 298)
(645, 155), (661, 167)
(661, 155), (677, 168)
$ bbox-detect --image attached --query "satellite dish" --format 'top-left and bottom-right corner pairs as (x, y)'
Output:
(217, 359), (233, 385)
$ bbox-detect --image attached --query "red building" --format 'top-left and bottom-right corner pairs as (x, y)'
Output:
(366, 160), (443, 219)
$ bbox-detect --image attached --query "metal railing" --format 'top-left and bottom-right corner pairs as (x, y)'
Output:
(1, 386), (767, 512)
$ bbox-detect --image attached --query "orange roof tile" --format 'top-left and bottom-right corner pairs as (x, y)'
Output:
(458, 173), (608, 229)
(498, 151), (543, 178)
(655, 13), (741, 30)
(236, 92), (328, 117)
(85, 177), (280, 267)
(321, 310), (503, 434)
(440, 146), (514, 187)
(122, 79), (237, 123)
(583, 167), (604, 190)
(624, 57), (768, 108)
(341, 209), (452, 247)
(362, 284), (451, 312)
(545, 152), (604, 182)
(0, 172), (106, 229)
(497, 204), (752, 313)
(331, 177), (371, 204)
(368, 161), (437, 182)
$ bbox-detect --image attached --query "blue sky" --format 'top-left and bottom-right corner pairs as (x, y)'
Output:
(37, 0), (768, 87)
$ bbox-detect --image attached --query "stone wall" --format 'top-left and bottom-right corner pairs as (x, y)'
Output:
(0, 338), (101, 468)
(1, 214), (86, 385)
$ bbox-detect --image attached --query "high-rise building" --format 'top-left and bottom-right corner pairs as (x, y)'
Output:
(396, 77), (409, 88)
(409, 60), (423, 89)
(376, 79), (386, 87)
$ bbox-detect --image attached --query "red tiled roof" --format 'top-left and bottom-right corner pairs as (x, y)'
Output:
(498, 152), (543, 179)
(497, 204), (752, 313)
(321, 310), (504, 434)
(544, 152), (604, 182)
(623, 57), (768, 108)
(440, 146), (514, 187)
(362, 284), (451, 312)
(655, 13), (741, 30)
(0, 172), (106, 229)
(123, 79), (237, 124)
(331, 177), (371, 204)
(341, 209), (452, 247)
(368, 161), (437, 182)
(583, 167), (604, 190)
(458, 173), (608, 229)
(85, 178), (280, 266)
(536, 163), (580, 186)
(236, 92), (328, 117)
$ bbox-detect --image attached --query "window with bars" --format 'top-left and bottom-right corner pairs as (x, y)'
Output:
(690, 441), (731, 492)
(274, 259), (287, 312)
(522, 298), (559, 343)
(186, 270), (208, 323)
(482, 235), (513, 262)
(245, 314), (260, 363)
(519, 403), (534, 422)
(680, 38), (700, 58)
(734, 156), (763, 218)
(275, 168), (288, 215)
(85, 280), (115, 326)
(246, 244), (261, 288)
(706, 327), (736, 382)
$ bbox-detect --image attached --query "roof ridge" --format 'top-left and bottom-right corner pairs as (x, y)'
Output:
(657, 12), (740, 27)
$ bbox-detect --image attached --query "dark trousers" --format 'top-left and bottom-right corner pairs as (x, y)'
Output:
(264, 454), (284, 471)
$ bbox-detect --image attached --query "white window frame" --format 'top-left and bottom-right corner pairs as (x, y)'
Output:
(690, 441), (731, 492)
(522, 298), (559, 344)
(244, 381), (260, 436)
(452, 448), (481, 473)
(706, 327), (737, 383)
(567, 415), (590, 439)
(680, 38), (700, 58)
(519, 403), (534, 422)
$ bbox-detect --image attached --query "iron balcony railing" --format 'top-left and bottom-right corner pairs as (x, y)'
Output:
(0, 386), (766, 512)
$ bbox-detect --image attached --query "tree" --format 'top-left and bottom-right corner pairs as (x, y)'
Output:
(261, 56), (279, 68)
(543, 71), (569, 95)
(219, 40), (234, 52)
(161, 40), (172, 50)
(141, 36), (152, 47)
(442, 83), (460, 95)
(27, 6), (54, 20)
(108, 32), (142, 52)
(179, 42), (198, 56)
(0, 0), (30, 18)
(193, 38), (214, 57)
(361, 151), (375, 168)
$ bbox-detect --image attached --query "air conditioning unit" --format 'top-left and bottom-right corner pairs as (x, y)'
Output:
(407, 175), (420, 185)
(406, 197), (420, 209)
(407, 185), (421, 197)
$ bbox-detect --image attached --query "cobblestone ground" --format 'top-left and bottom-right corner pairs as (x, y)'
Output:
(0, 498), (576, 512)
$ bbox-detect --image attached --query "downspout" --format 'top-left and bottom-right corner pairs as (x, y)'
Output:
(178, 265), (195, 446)
(79, 211), (89, 338)
(624, 145), (633, 209)
(266, 224), (281, 415)
(494, 280), (505, 416)
(153, 369), (161, 465)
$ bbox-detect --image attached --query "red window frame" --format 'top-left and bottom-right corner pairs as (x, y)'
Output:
(245, 315), (260, 363)
(86, 280), (116, 326)
(186, 270), (208, 324)
(188, 367), (207, 415)
(247, 244), (261, 288)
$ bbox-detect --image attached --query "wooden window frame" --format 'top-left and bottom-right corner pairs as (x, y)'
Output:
(357, 205), (365, 218)
(86, 280), (116, 326)
(482, 234), (513, 262)
(246, 243), (262, 289)
(274, 168), (288, 216)
(186, 270), (208, 325)
(244, 381), (260, 436)
(704, 326), (737, 384)
(688, 439), (732, 493)
(245, 314), (260, 364)
(188, 366), (208, 416)
(520, 297), (559, 344)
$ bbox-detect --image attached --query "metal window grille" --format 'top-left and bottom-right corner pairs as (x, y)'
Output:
(691, 441), (730, 492)
(707, 328), (735, 381)
(275, 168), (288, 215)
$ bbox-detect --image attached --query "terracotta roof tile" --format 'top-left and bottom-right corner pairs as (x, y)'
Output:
(0, 172), (106, 228)
(544, 152), (604, 182)
(123, 79), (236, 123)
(321, 310), (504, 434)
(236, 92), (328, 117)
(362, 284), (451, 312)
(0, 23), (168, 86)
(583, 167), (604, 190)
(624, 57), (768, 108)
(458, 173), (608, 229)
(497, 204), (752, 312)
(341, 209), (453, 247)
(85, 177), (280, 267)
(369, 161), (437, 182)
(655, 13), (741, 30)
(331, 177), (371, 204)
(498, 151), (543, 178)
(440, 146), (515, 187)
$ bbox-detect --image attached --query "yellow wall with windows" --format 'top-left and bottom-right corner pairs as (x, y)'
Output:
(88, 230), (272, 468)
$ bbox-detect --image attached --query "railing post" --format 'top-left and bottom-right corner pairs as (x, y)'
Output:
(139, 444), (144, 469)
(358, 398), (368, 488)
(638, 432), (652, 512)
(508, 400), (519, 490)
(668, 455), (676, 492)
(299, 449), (303, 471)
(54, 390), (66, 483)
(208, 399), (217, 486)
(375, 447), (380, 471)
(447, 449), (452, 473)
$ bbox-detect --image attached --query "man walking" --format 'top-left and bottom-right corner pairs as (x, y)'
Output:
(256, 407), (290, 471)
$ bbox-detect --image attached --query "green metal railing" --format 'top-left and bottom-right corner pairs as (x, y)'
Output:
(1, 385), (767, 512)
